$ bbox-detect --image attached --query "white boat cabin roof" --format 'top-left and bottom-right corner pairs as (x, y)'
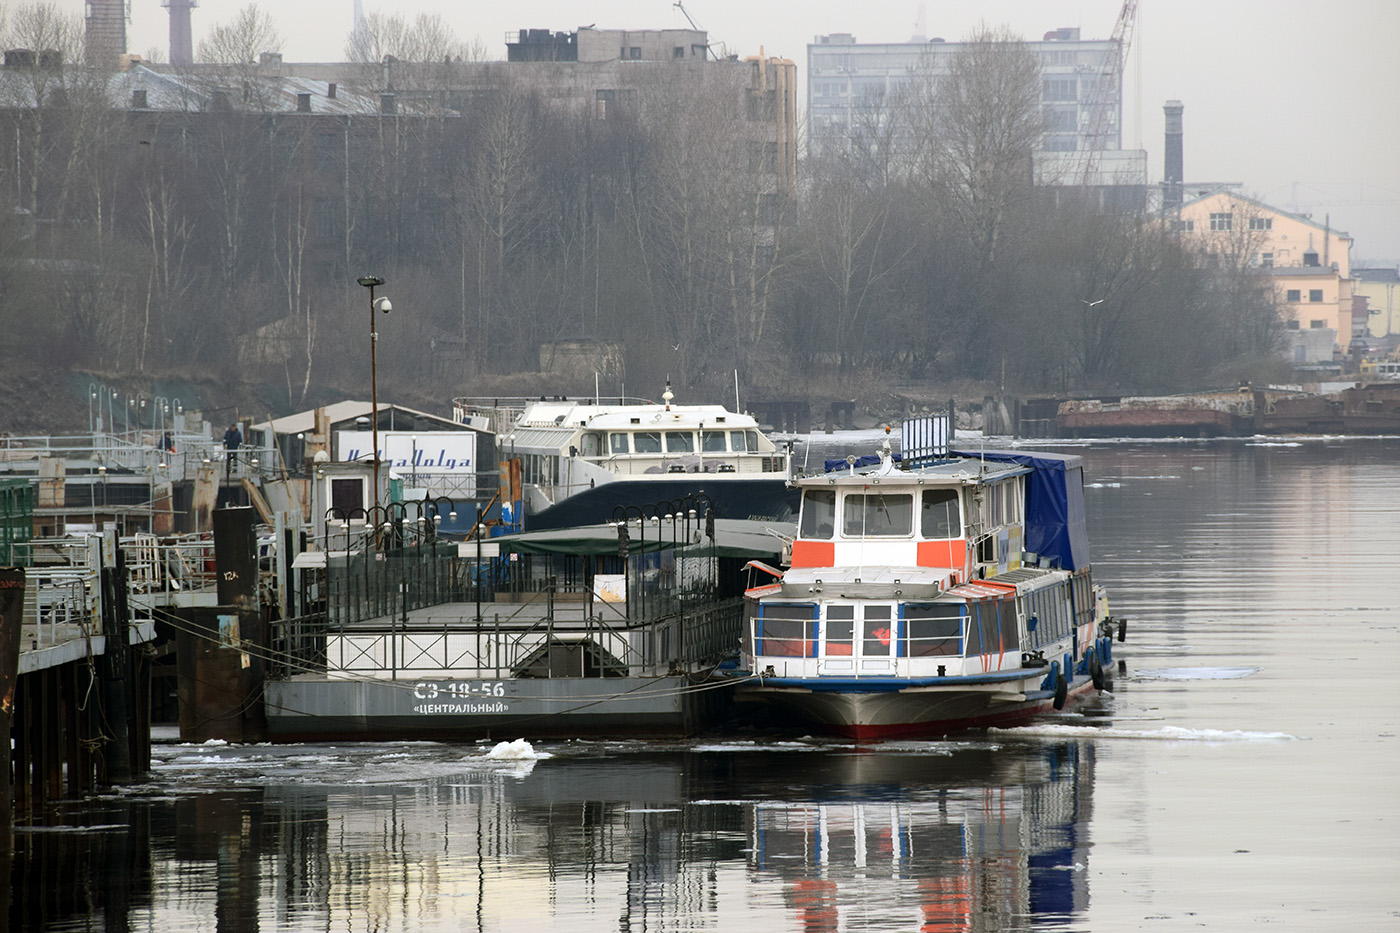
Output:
(796, 451), (1029, 489)
(517, 399), (761, 432)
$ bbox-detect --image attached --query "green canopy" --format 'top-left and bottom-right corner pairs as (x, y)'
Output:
(492, 518), (795, 560)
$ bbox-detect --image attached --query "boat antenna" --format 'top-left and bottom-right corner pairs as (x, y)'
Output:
(595, 371), (600, 406)
(734, 369), (741, 413)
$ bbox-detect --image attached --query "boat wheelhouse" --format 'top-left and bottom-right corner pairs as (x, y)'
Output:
(454, 384), (796, 531)
(734, 419), (1120, 739)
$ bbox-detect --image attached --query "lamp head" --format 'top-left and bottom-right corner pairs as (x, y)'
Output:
(357, 275), (385, 288)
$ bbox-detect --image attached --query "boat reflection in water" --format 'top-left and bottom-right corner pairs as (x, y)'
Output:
(731, 741), (1094, 931)
(12, 737), (1095, 931)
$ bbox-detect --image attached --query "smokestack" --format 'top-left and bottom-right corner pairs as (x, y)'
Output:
(166, 0), (196, 66)
(1163, 100), (1184, 211)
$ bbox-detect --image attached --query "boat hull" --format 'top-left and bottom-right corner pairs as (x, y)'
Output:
(737, 672), (1098, 740)
(265, 675), (732, 742)
(525, 476), (798, 531)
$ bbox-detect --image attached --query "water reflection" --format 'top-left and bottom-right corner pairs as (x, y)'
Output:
(13, 738), (1096, 932)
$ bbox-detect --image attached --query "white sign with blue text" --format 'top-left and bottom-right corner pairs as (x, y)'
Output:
(336, 431), (477, 474)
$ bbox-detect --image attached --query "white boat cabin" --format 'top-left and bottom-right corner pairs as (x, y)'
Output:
(466, 390), (790, 515)
(746, 451), (1094, 681)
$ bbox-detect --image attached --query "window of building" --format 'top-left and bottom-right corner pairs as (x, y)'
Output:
(595, 89), (615, 119)
(1286, 289), (1301, 302)
(1042, 77), (1077, 101)
(1043, 137), (1077, 151)
(1309, 289), (1324, 302)
(1044, 105), (1078, 132)
(673, 46), (684, 59)
(629, 47), (641, 60)
(1310, 320), (1325, 328)
(1261, 252), (1274, 268)
(314, 134), (336, 174)
(1249, 217), (1273, 230)
(1172, 219), (1195, 232)
(1209, 212), (1233, 231)
(1286, 320), (1300, 330)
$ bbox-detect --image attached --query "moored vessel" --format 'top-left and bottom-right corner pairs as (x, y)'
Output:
(730, 417), (1123, 739)
(454, 383), (798, 531)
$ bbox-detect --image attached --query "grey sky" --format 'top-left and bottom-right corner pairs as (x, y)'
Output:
(57, 0), (1400, 262)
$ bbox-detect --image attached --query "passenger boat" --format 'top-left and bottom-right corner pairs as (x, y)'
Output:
(454, 384), (797, 531)
(731, 417), (1123, 739)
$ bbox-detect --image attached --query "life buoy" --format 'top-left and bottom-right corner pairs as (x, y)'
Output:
(1053, 672), (1068, 710)
(1091, 652), (1105, 690)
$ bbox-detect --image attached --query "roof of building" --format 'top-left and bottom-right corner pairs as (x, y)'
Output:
(250, 402), (470, 436)
(1177, 189), (1353, 241)
(1354, 267), (1400, 283)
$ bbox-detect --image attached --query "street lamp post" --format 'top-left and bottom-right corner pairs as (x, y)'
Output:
(357, 275), (391, 521)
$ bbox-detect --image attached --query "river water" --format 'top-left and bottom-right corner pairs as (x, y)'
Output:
(12, 438), (1400, 931)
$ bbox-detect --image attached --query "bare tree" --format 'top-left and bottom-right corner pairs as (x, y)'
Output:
(196, 4), (282, 65)
(909, 25), (1045, 265)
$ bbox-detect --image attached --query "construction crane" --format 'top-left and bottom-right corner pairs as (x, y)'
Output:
(1077, 0), (1138, 189)
(673, 1), (723, 60)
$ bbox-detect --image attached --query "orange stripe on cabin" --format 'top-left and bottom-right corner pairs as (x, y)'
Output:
(917, 539), (964, 570)
(790, 540), (835, 567)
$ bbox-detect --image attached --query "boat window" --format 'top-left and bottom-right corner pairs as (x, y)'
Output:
(904, 603), (962, 656)
(920, 488), (960, 539)
(701, 430), (727, 452)
(799, 489), (836, 539)
(824, 604), (854, 655)
(580, 432), (602, 457)
(756, 603), (815, 657)
(609, 433), (630, 454)
(862, 604), (893, 657)
(843, 493), (913, 537)
(999, 598), (1019, 653)
(633, 431), (662, 453)
(730, 430), (749, 452)
(745, 430), (761, 451)
(665, 431), (694, 453)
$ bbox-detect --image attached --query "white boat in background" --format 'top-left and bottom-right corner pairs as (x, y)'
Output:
(731, 416), (1124, 739)
(454, 384), (797, 531)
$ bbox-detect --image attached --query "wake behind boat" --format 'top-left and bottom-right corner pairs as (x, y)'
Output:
(730, 416), (1124, 740)
(455, 383), (798, 531)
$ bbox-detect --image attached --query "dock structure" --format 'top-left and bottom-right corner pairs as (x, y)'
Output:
(4, 532), (160, 816)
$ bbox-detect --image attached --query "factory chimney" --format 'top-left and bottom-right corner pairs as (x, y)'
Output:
(164, 0), (198, 66)
(1163, 100), (1184, 211)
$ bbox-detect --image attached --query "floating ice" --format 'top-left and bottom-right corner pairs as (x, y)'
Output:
(990, 723), (1298, 742)
(483, 738), (552, 760)
(1134, 666), (1259, 680)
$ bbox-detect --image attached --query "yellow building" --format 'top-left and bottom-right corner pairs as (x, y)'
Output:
(1354, 267), (1399, 340)
(1173, 191), (1354, 361)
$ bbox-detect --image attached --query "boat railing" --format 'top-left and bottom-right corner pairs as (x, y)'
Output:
(451, 395), (656, 432)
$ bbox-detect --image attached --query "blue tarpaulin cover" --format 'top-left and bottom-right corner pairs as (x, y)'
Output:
(950, 448), (1091, 571)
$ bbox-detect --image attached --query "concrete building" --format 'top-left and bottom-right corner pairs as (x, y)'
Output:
(806, 27), (1147, 210)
